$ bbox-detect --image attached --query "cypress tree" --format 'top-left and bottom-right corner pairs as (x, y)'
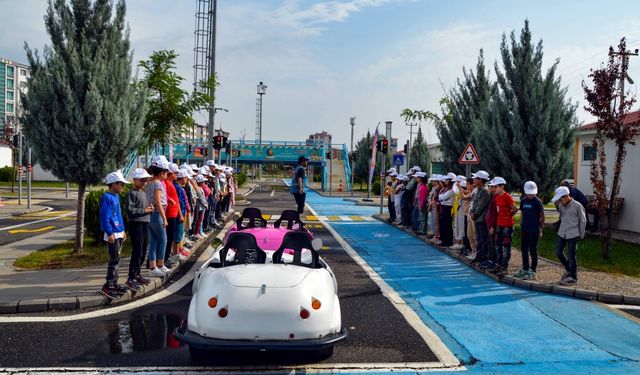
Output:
(437, 51), (495, 173)
(410, 126), (431, 173)
(354, 131), (372, 189)
(22, 0), (147, 253)
(474, 20), (576, 195)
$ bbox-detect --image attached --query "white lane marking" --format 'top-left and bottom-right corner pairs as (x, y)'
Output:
(0, 222), (233, 323)
(609, 304), (640, 310)
(1, 362), (466, 373)
(362, 216), (377, 221)
(270, 189), (275, 197)
(0, 212), (76, 231)
(306, 204), (461, 368)
(339, 216), (352, 221)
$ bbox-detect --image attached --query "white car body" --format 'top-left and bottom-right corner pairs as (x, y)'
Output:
(176, 232), (346, 359)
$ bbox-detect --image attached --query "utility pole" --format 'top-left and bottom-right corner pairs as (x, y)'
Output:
(609, 45), (638, 114)
(206, 0), (218, 161)
(350, 117), (355, 197)
(405, 122), (416, 169)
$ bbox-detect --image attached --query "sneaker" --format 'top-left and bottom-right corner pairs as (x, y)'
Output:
(101, 285), (122, 300)
(136, 275), (152, 285)
(160, 265), (172, 273)
(126, 279), (142, 293)
(450, 244), (463, 250)
(488, 264), (501, 273)
(561, 271), (570, 280)
(176, 252), (187, 261)
(431, 239), (442, 245)
(496, 267), (508, 276)
(149, 267), (165, 277)
(165, 259), (176, 268)
(514, 269), (528, 278)
(560, 276), (577, 285)
(179, 249), (191, 258)
(522, 270), (537, 280)
(113, 284), (128, 294)
(480, 260), (494, 268)
(466, 253), (477, 260)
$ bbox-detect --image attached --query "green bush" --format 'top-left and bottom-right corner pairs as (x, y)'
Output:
(313, 174), (321, 182)
(84, 186), (130, 243)
(236, 172), (247, 187)
(372, 180), (381, 195)
(0, 166), (16, 182)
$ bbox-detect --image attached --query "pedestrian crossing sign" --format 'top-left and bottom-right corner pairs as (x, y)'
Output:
(459, 143), (480, 164)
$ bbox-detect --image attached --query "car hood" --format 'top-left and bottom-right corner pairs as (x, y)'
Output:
(220, 264), (314, 288)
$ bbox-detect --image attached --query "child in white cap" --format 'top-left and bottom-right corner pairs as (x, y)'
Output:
(125, 168), (155, 292)
(99, 170), (130, 299)
(146, 156), (170, 276)
(552, 185), (586, 285)
(515, 181), (545, 280)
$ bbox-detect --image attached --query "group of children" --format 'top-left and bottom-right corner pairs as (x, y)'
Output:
(99, 155), (237, 299)
(387, 167), (586, 285)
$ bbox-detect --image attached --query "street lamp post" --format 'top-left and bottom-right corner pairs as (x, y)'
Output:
(350, 117), (355, 197)
(405, 122), (417, 171)
(257, 81), (267, 180)
(214, 107), (228, 165)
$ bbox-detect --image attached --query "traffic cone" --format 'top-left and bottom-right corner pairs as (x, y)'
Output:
(338, 179), (343, 192)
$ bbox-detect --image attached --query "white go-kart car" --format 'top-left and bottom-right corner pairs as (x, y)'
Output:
(175, 209), (346, 360)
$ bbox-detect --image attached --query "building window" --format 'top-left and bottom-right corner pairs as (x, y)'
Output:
(6, 91), (13, 101)
(6, 78), (14, 88)
(583, 144), (597, 161)
(6, 66), (14, 76)
(20, 69), (27, 76)
(6, 103), (14, 113)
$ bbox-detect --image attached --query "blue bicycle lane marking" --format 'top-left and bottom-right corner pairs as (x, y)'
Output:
(305, 191), (640, 373)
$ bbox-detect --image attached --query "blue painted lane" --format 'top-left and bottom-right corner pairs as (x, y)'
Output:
(306, 191), (640, 373)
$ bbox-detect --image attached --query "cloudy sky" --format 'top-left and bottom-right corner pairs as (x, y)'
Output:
(2, 0), (640, 149)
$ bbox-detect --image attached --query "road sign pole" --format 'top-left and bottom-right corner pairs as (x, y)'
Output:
(27, 148), (32, 209)
(18, 132), (22, 206)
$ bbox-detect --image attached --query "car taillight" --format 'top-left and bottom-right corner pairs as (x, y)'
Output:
(311, 297), (321, 310)
(208, 296), (218, 308)
(219, 306), (228, 318)
(300, 307), (310, 319)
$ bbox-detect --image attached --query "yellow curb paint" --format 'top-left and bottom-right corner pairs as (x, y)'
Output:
(9, 225), (56, 234)
(328, 215), (341, 221)
(305, 215), (318, 221)
(350, 216), (364, 221)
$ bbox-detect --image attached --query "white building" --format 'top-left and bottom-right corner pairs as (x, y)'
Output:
(1, 57), (30, 168)
(574, 110), (640, 234)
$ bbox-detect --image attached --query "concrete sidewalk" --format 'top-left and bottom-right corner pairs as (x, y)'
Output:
(0, 183), (256, 314)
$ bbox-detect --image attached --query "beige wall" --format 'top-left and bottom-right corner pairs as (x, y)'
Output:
(575, 131), (640, 233)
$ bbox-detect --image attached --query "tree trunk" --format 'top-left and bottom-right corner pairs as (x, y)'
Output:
(603, 142), (626, 261)
(73, 182), (87, 254)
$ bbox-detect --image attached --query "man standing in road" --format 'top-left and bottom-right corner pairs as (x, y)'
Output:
(291, 155), (309, 214)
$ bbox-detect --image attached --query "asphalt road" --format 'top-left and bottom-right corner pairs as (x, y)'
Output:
(0, 187), (437, 368)
(0, 196), (77, 246)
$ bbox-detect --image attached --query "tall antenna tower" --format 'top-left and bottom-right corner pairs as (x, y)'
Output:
(193, 0), (217, 158)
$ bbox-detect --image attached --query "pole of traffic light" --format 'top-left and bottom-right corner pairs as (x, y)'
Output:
(379, 149), (385, 215)
(18, 133), (22, 205)
(27, 147), (32, 209)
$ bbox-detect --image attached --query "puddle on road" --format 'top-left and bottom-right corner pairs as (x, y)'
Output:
(105, 313), (184, 354)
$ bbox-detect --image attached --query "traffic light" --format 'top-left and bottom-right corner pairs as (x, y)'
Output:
(403, 142), (408, 154)
(213, 135), (222, 150)
(12, 134), (19, 148)
(377, 139), (389, 154)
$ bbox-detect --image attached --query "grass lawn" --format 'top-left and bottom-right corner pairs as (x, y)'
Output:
(14, 236), (132, 270)
(512, 225), (640, 277)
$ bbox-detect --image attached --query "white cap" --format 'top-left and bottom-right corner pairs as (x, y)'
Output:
(195, 174), (206, 183)
(389, 172), (398, 177)
(386, 167), (397, 173)
(180, 164), (195, 175)
(410, 166), (422, 172)
(206, 160), (216, 167)
(199, 166), (210, 176)
(168, 163), (179, 173)
(491, 176), (506, 186)
(460, 180), (468, 188)
(176, 169), (189, 179)
(151, 155), (169, 170)
(106, 170), (129, 184)
(472, 170), (490, 181)
(414, 171), (427, 178)
(456, 175), (466, 182)
(190, 164), (198, 171)
(400, 175), (410, 181)
(552, 186), (570, 203)
(445, 172), (457, 180)
(524, 181), (538, 195)
(131, 168), (152, 180)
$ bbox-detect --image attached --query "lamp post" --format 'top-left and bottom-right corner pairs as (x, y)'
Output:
(257, 81), (267, 180)
(350, 117), (355, 197)
(405, 122), (417, 171)
(214, 107), (228, 164)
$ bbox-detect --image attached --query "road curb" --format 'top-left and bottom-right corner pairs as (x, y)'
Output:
(0, 215), (234, 315)
(372, 214), (640, 307)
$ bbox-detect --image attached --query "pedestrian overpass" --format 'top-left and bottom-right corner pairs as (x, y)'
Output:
(122, 139), (352, 193)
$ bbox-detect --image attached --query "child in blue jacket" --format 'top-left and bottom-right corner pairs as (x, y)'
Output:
(99, 171), (130, 299)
